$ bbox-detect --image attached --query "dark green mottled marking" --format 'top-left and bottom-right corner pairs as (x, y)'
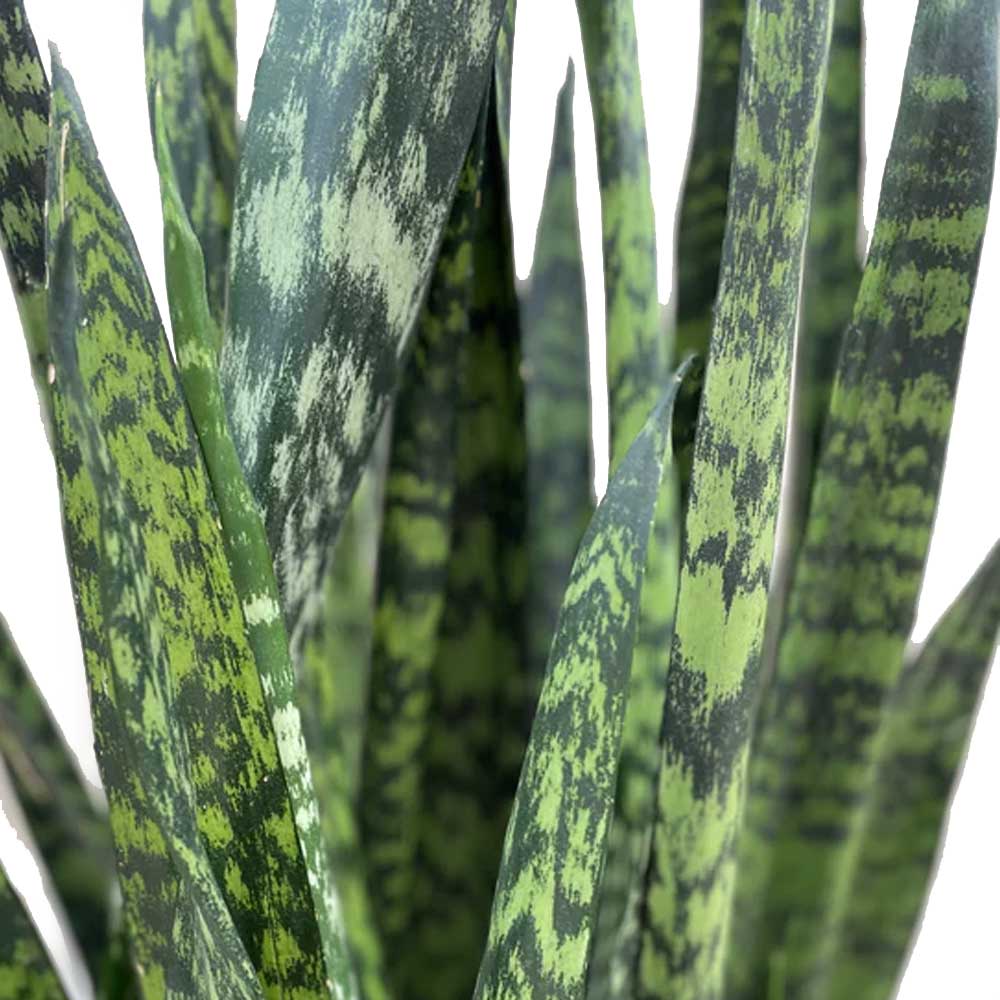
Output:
(0, 615), (114, 984)
(0, 1), (50, 417)
(143, 0), (236, 321)
(732, 3), (997, 997)
(398, 111), (527, 1000)
(473, 362), (693, 1000)
(153, 94), (356, 996)
(0, 860), (65, 1000)
(361, 115), (483, 986)
(638, 4), (835, 997)
(220, 0), (505, 661)
(674, 0), (745, 366)
(48, 57), (354, 999)
(521, 64), (593, 702)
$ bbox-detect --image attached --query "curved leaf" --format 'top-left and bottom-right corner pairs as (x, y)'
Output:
(472, 359), (693, 1000)
(638, 4), (836, 997)
(219, 0), (505, 659)
(734, 1), (998, 996)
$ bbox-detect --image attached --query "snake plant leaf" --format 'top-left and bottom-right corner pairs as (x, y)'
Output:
(153, 90), (357, 997)
(143, 0), (236, 321)
(733, 2), (998, 996)
(397, 108), (528, 1000)
(638, 4), (836, 998)
(521, 63), (593, 707)
(472, 358), (693, 1000)
(48, 56), (355, 998)
(673, 0), (744, 368)
(0, 615), (115, 984)
(0, 0), (50, 416)
(48, 213), (263, 1000)
(361, 110), (484, 988)
(219, 0), (505, 660)
(494, 0), (516, 166)
(0, 860), (66, 1000)
(825, 540), (1000, 1000)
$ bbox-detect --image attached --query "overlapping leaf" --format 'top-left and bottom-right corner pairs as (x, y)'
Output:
(638, 4), (836, 997)
(0, 861), (65, 1000)
(473, 360), (693, 1000)
(47, 55), (353, 999)
(219, 0), (506, 659)
(732, 2), (998, 997)
(0, 615), (114, 983)
(143, 0), (237, 320)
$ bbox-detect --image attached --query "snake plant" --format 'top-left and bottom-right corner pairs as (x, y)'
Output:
(0, 1), (996, 999)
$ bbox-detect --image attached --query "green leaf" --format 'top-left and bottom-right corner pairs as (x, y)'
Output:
(825, 541), (1000, 1000)
(397, 108), (528, 1000)
(143, 0), (236, 322)
(48, 56), (354, 999)
(521, 63), (593, 720)
(638, 4), (836, 997)
(0, 0), (51, 418)
(494, 0), (516, 167)
(0, 861), (66, 1000)
(472, 359), (694, 1000)
(0, 615), (115, 985)
(219, 0), (506, 659)
(575, 0), (662, 461)
(152, 88), (356, 997)
(360, 108), (485, 993)
(733, 1), (998, 995)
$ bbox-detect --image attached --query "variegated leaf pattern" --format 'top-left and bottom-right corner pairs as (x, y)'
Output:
(0, 0), (50, 416)
(0, 615), (115, 984)
(398, 110), (528, 1000)
(220, 0), (505, 659)
(0, 860), (65, 1000)
(143, 0), (236, 320)
(638, 4), (836, 998)
(473, 360), (693, 1000)
(732, 2), (998, 997)
(152, 94), (357, 997)
(521, 64), (593, 704)
(47, 57), (354, 999)
(361, 113), (484, 990)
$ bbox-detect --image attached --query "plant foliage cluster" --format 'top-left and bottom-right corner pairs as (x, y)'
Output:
(0, 0), (997, 999)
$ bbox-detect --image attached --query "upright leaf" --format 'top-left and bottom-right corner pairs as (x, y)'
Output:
(733, 2), (998, 997)
(0, 861), (65, 1000)
(0, 0), (50, 416)
(143, 0), (237, 320)
(361, 114), (484, 988)
(826, 541), (1000, 1000)
(473, 361), (693, 1000)
(0, 616), (115, 984)
(638, 4), (835, 998)
(219, 0), (505, 657)
(398, 110), (528, 1000)
(521, 64), (593, 693)
(48, 57), (354, 998)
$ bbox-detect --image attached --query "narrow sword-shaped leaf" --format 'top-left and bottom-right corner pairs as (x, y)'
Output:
(143, 0), (237, 321)
(153, 95), (356, 996)
(494, 0), (516, 167)
(0, 859), (66, 1000)
(48, 58), (352, 999)
(219, 0), (505, 659)
(825, 541), (1000, 1000)
(360, 115), (483, 985)
(732, 3), (999, 996)
(0, 0), (50, 420)
(521, 64), (593, 706)
(0, 615), (115, 985)
(399, 110), (528, 1000)
(48, 216), (263, 1000)
(472, 360), (693, 1000)
(638, 4), (835, 998)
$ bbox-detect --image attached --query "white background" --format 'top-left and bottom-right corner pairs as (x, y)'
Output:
(0, 2), (997, 997)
